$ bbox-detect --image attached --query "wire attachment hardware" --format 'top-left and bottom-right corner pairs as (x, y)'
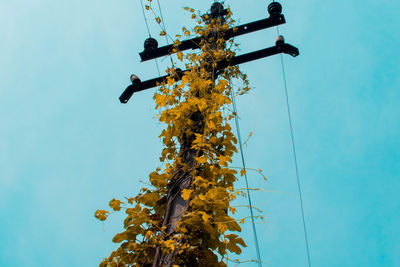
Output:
(119, 75), (141, 104)
(120, 1), (299, 103)
(210, 2), (228, 18)
(144, 38), (158, 51)
(268, 2), (282, 16)
(119, 41), (299, 103)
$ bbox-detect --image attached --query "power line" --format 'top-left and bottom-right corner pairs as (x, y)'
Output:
(156, 0), (174, 65)
(276, 26), (312, 267)
(139, 0), (174, 74)
(139, 0), (162, 75)
(230, 81), (263, 267)
(139, 0), (151, 37)
(138, 0), (161, 116)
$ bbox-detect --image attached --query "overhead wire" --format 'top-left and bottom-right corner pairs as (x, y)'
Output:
(230, 81), (263, 267)
(139, 0), (151, 38)
(274, 16), (312, 267)
(225, 1), (263, 265)
(139, 0), (162, 120)
(156, 0), (175, 66)
(139, 0), (162, 76)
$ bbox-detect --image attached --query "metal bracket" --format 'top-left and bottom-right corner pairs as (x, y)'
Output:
(120, 42), (299, 103)
(139, 14), (286, 62)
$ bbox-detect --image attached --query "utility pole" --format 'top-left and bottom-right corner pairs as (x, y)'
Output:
(151, 4), (229, 266)
(114, 1), (299, 266)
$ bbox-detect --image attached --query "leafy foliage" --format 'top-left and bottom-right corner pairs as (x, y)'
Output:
(95, 4), (264, 266)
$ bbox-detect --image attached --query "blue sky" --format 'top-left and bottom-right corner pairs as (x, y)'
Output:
(1, 0), (399, 266)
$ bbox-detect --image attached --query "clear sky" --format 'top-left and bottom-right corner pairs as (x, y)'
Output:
(1, 0), (399, 266)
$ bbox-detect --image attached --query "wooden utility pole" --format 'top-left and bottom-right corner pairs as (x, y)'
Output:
(152, 4), (228, 266)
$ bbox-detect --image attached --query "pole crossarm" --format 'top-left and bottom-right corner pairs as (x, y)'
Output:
(120, 42), (299, 103)
(139, 14), (286, 62)
(225, 43), (299, 66)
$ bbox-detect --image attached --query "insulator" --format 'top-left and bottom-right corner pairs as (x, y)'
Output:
(173, 67), (182, 73)
(276, 35), (285, 45)
(210, 2), (224, 18)
(130, 74), (141, 84)
(268, 2), (282, 16)
(144, 38), (158, 51)
(172, 67), (183, 77)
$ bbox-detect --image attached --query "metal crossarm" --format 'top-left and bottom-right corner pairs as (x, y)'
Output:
(119, 1), (300, 104)
(119, 75), (168, 103)
(120, 42), (299, 103)
(231, 43), (299, 65)
(139, 14), (286, 62)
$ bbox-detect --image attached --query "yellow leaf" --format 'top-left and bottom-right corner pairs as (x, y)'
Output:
(160, 30), (166, 36)
(145, 5), (150, 10)
(177, 51), (183, 61)
(217, 222), (227, 234)
(218, 155), (229, 166)
(145, 230), (152, 239)
(94, 209), (109, 221)
(208, 120), (216, 130)
(173, 39), (182, 46)
(199, 211), (211, 223)
(112, 232), (127, 243)
(225, 234), (247, 254)
(156, 17), (161, 24)
(181, 75), (189, 85)
(109, 198), (123, 211)
(167, 77), (175, 86)
(196, 157), (207, 164)
(181, 189), (192, 200)
(164, 239), (176, 251)
(149, 171), (167, 187)
(137, 192), (160, 207)
(229, 206), (237, 215)
(240, 168), (246, 176)
(226, 218), (242, 231)
(155, 93), (167, 107)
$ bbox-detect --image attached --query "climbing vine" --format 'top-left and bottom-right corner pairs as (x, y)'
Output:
(96, 4), (264, 266)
